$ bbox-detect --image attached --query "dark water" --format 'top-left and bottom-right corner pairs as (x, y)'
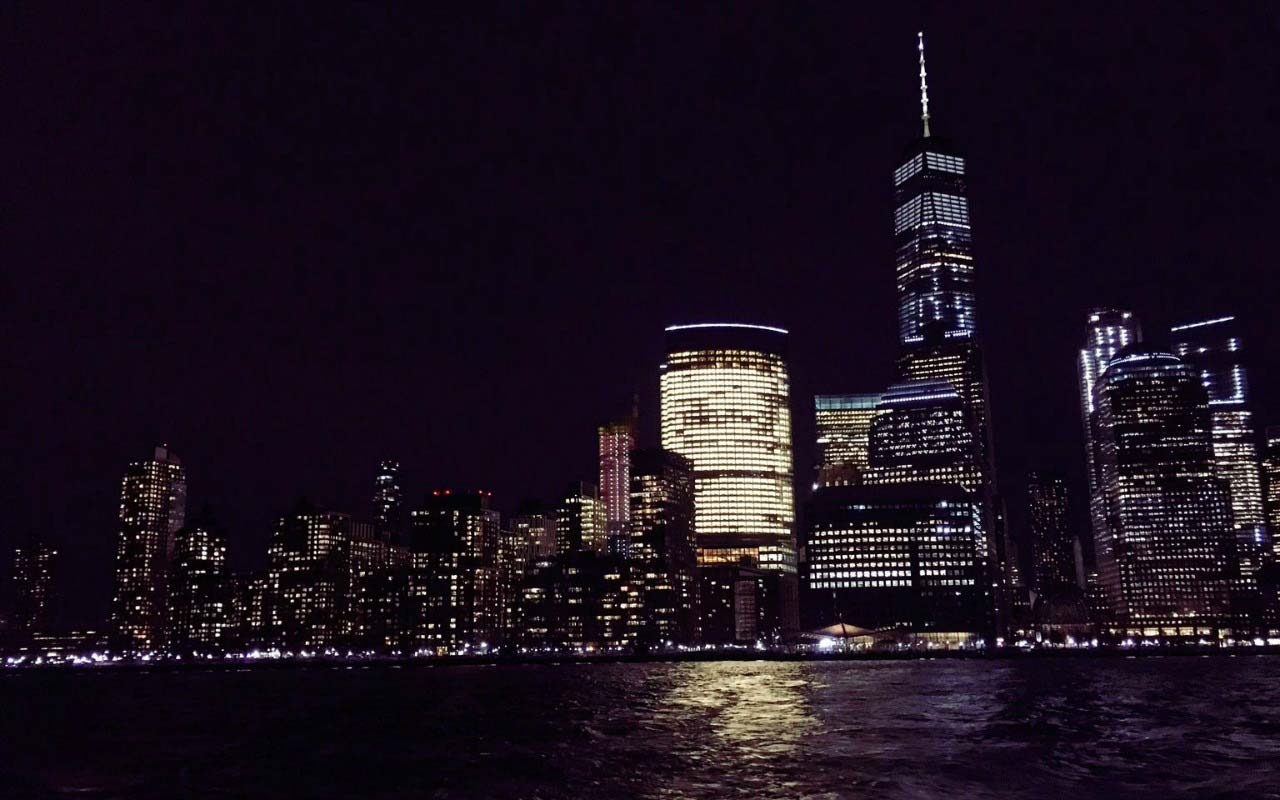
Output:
(2, 657), (1278, 799)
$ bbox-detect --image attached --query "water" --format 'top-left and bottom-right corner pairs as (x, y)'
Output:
(2, 657), (1278, 799)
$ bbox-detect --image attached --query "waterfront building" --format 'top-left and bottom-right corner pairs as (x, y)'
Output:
(1171, 317), (1270, 575)
(407, 490), (501, 653)
(599, 414), (636, 559)
(1093, 346), (1236, 636)
(520, 552), (641, 651)
(889, 36), (1001, 634)
(1078, 309), (1142, 571)
(814, 393), (881, 487)
(345, 524), (410, 653)
(555, 482), (607, 555)
(261, 503), (365, 651)
(110, 445), (187, 652)
(629, 448), (699, 645)
(11, 539), (57, 634)
(166, 508), (229, 654)
(660, 323), (796, 574)
(802, 483), (985, 644)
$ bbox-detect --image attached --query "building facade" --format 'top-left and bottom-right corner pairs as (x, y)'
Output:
(1078, 309), (1143, 573)
(11, 540), (57, 634)
(555, 482), (606, 555)
(407, 491), (501, 653)
(1171, 317), (1270, 573)
(167, 509), (230, 654)
(598, 416), (636, 559)
(110, 445), (188, 652)
(660, 323), (796, 574)
(1093, 347), (1236, 636)
(814, 393), (881, 488)
(629, 448), (699, 645)
(372, 460), (404, 538)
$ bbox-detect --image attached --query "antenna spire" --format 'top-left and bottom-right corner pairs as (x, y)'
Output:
(918, 31), (931, 138)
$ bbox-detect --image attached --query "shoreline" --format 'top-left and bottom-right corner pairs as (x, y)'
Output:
(5, 645), (1279, 672)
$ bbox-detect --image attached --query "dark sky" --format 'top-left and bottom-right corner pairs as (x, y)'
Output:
(7, 4), (1280, 627)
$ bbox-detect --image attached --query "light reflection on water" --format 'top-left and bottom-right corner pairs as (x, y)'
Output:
(2, 658), (1279, 799)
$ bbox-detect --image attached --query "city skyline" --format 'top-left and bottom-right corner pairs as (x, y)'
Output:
(7, 7), (1280, 633)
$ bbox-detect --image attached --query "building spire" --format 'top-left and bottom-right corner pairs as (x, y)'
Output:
(917, 31), (931, 138)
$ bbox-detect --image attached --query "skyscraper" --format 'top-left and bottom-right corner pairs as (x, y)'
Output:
(372, 460), (404, 537)
(167, 507), (229, 655)
(660, 323), (796, 574)
(1266, 427), (1280, 553)
(111, 445), (187, 652)
(894, 33), (976, 346)
(1093, 346), (1235, 636)
(891, 35), (1001, 632)
(12, 540), (56, 634)
(629, 448), (699, 645)
(1027, 472), (1076, 593)
(1170, 317), (1269, 568)
(598, 414), (636, 558)
(814, 393), (881, 487)
(1078, 309), (1142, 564)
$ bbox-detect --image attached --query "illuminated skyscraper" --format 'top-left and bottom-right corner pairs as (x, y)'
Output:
(166, 507), (229, 654)
(598, 414), (636, 558)
(814, 393), (881, 487)
(1266, 427), (1280, 553)
(891, 36), (1002, 632)
(894, 33), (976, 346)
(1171, 317), (1269, 569)
(660, 323), (796, 574)
(110, 445), (187, 652)
(1078, 309), (1142, 560)
(372, 460), (404, 537)
(1093, 347), (1235, 635)
(12, 540), (57, 634)
(629, 448), (699, 645)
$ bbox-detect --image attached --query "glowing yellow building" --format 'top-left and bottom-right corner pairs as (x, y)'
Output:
(660, 324), (796, 574)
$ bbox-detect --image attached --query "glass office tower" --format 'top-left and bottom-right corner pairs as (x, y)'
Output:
(660, 323), (796, 574)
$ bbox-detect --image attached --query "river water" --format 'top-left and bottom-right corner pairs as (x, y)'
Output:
(2, 657), (1278, 799)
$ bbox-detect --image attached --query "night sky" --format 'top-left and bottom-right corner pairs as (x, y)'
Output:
(8, 4), (1280, 627)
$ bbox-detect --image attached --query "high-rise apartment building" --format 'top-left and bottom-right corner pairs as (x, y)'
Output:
(372, 460), (404, 537)
(598, 415), (636, 558)
(167, 508), (229, 654)
(1093, 346), (1236, 636)
(110, 445), (187, 652)
(11, 540), (57, 634)
(407, 490), (501, 653)
(555, 482), (607, 555)
(814, 393), (881, 487)
(660, 323), (796, 574)
(262, 504), (364, 651)
(629, 448), (699, 645)
(1171, 317), (1270, 570)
